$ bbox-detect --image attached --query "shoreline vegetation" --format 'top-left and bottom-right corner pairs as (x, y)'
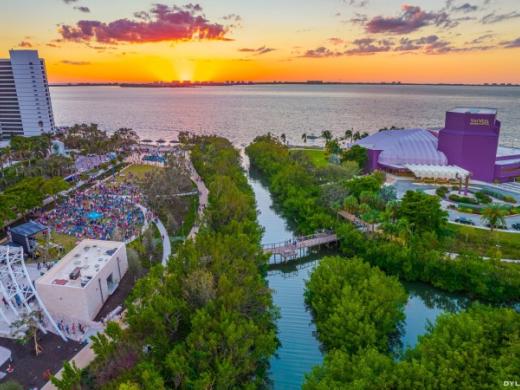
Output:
(246, 134), (520, 389)
(246, 135), (520, 303)
(54, 136), (278, 389)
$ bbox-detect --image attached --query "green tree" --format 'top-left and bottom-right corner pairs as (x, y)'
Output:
(325, 139), (341, 156)
(51, 361), (82, 390)
(481, 204), (508, 232)
(301, 133), (308, 143)
(321, 130), (333, 142)
(305, 257), (407, 353)
(10, 310), (45, 356)
(398, 191), (448, 237)
(341, 145), (368, 170)
(344, 128), (353, 143)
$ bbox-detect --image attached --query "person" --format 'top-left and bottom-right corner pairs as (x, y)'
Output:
(42, 368), (52, 381)
(6, 363), (14, 373)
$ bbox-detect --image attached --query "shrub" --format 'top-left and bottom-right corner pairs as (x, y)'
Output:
(436, 186), (449, 198)
(503, 195), (517, 203)
(448, 194), (478, 205)
(474, 191), (492, 204)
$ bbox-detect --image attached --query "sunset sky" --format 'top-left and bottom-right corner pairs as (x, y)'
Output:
(1, 0), (519, 83)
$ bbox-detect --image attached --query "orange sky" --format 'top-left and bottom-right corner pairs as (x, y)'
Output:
(2, 0), (520, 83)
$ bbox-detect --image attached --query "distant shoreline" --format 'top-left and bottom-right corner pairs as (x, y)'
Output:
(49, 81), (520, 88)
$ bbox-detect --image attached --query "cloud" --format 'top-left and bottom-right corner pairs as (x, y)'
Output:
(394, 35), (439, 51)
(300, 47), (344, 58)
(502, 37), (520, 48)
(347, 0), (369, 7)
(350, 12), (368, 25)
(328, 37), (345, 46)
(59, 3), (230, 44)
(61, 60), (90, 65)
(18, 41), (33, 48)
(346, 38), (393, 54)
(365, 4), (456, 34)
(467, 33), (494, 44)
(238, 46), (275, 55)
(62, 0), (79, 3)
(222, 14), (241, 22)
(73, 6), (90, 13)
(451, 3), (478, 13)
(481, 11), (520, 24)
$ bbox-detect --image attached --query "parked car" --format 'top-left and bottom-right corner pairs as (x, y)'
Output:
(454, 217), (475, 225)
(485, 223), (508, 230)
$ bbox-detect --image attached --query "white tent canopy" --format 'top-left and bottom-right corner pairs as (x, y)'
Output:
(405, 164), (470, 180)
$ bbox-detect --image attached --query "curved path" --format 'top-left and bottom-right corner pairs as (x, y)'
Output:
(185, 151), (209, 240)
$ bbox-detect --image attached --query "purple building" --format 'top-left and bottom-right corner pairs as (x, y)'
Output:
(356, 107), (520, 183)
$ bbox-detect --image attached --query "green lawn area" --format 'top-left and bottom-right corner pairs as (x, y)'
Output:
(290, 148), (328, 168)
(447, 224), (520, 259)
(50, 232), (79, 253)
(116, 164), (158, 183)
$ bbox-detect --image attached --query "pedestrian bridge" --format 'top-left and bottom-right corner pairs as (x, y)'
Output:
(263, 232), (338, 264)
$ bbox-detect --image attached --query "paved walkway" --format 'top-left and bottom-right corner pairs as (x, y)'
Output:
(186, 151), (209, 240)
(41, 344), (95, 390)
(157, 216), (171, 266)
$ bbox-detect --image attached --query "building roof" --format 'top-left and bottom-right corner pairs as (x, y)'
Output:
(37, 239), (124, 289)
(405, 164), (470, 180)
(496, 146), (520, 158)
(448, 107), (497, 115)
(10, 220), (47, 238)
(355, 128), (448, 168)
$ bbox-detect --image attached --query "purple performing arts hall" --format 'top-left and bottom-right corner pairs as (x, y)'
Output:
(356, 107), (520, 183)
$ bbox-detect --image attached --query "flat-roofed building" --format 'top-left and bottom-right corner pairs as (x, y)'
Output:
(0, 50), (55, 139)
(35, 239), (128, 322)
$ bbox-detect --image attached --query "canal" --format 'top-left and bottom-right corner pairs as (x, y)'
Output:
(248, 173), (470, 389)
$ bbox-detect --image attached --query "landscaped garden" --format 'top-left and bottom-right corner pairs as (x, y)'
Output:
(436, 185), (520, 217)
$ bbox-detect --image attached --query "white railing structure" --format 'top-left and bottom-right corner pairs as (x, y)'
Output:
(0, 246), (66, 341)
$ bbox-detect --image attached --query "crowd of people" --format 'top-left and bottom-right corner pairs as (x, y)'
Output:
(38, 184), (145, 242)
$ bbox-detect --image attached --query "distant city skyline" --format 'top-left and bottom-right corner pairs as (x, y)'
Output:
(2, 0), (520, 83)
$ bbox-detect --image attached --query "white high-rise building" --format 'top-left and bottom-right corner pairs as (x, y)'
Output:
(0, 50), (55, 139)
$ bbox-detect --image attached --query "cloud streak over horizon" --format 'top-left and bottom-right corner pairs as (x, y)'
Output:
(59, 3), (230, 44)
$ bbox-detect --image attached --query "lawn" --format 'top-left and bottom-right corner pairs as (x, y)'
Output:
(50, 232), (79, 253)
(116, 164), (158, 183)
(290, 148), (329, 168)
(447, 224), (520, 260)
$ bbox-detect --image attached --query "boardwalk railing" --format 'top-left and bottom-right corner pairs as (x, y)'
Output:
(263, 231), (338, 263)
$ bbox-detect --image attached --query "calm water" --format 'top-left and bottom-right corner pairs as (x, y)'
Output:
(249, 173), (468, 389)
(51, 84), (520, 146)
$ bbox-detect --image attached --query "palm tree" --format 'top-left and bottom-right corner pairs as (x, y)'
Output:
(301, 133), (307, 143)
(344, 129), (353, 143)
(280, 133), (287, 144)
(353, 131), (362, 141)
(481, 204), (508, 232)
(321, 130), (333, 142)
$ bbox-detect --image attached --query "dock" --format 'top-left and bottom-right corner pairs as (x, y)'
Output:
(263, 232), (338, 264)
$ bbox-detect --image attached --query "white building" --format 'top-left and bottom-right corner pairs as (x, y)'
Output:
(36, 240), (128, 322)
(0, 50), (55, 139)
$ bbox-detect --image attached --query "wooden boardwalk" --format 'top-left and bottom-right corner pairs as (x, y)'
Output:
(263, 232), (338, 263)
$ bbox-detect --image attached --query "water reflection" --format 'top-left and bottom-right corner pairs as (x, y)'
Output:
(248, 170), (470, 389)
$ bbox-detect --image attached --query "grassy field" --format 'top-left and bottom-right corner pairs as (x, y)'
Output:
(116, 164), (157, 183)
(447, 224), (520, 259)
(290, 148), (328, 168)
